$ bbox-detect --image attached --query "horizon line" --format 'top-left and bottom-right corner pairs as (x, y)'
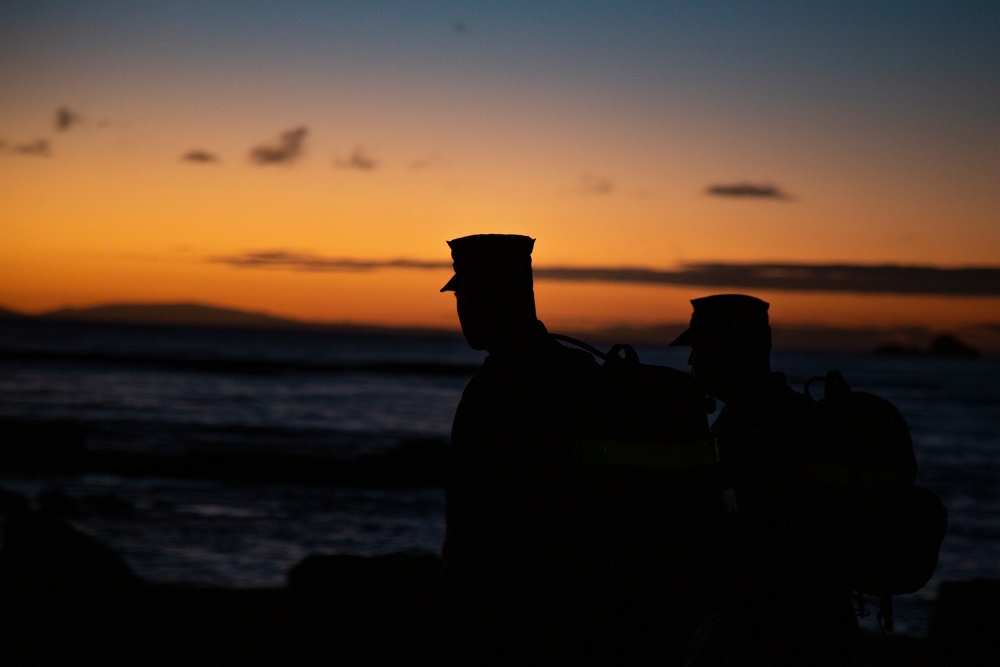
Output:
(3, 300), (997, 355)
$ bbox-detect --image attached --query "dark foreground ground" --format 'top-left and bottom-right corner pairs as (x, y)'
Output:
(1, 508), (997, 666)
(0, 508), (443, 666)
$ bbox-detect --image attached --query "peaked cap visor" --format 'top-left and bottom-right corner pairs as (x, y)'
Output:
(668, 327), (695, 347)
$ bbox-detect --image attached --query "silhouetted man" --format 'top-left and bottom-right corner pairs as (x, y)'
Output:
(439, 234), (595, 665)
(671, 295), (857, 666)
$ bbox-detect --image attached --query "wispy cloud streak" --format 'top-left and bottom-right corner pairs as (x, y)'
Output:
(706, 182), (792, 200)
(8, 139), (51, 156)
(182, 150), (220, 163)
(209, 250), (449, 273)
(249, 127), (307, 164)
(55, 106), (82, 131)
(336, 148), (378, 171)
(208, 250), (1000, 296)
(580, 173), (614, 194)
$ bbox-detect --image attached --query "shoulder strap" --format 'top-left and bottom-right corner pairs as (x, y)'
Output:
(549, 333), (640, 365)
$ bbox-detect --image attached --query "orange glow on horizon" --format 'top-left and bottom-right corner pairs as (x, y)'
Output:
(4, 81), (999, 353)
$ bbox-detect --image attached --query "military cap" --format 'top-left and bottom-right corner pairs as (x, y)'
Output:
(440, 234), (535, 292)
(669, 294), (770, 346)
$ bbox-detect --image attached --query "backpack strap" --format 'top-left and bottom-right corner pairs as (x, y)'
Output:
(549, 333), (609, 361)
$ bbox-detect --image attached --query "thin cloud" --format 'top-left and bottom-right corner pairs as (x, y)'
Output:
(249, 126), (307, 164)
(11, 139), (51, 156)
(208, 250), (448, 272)
(55, 105), (82, 131)
(410, 152), (446, 171)
(580, 173), (615, 194)
(182, 150), (220, 163)
(208, 251), (1000, 297)
(336, 148), (378, 171)
(706, 182), (792, 200)
(537, 263), (1000, 296)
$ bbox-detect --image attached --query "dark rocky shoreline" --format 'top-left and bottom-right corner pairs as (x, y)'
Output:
(2, 420), (997, 665)
(1, 507), (997, 665)
(0, 508), (442, 665)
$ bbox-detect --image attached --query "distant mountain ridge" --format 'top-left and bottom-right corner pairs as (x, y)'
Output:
(38, 302), (307, 328)
(0, 306), (28, 320)
(0, 302), (457, 338)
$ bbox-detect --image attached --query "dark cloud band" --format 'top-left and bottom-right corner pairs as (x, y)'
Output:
(535, 263), (1000, 296)
(208, 250), (1000, 297)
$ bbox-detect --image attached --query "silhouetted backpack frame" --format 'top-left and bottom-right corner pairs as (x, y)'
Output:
(551, 334), (732, 662)
(804, 370), (948, 632)
(551, 335), (729, 578)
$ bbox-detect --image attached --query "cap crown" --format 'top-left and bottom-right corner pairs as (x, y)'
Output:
(671, 294), (770, 346)
(441, 234), (535, 292)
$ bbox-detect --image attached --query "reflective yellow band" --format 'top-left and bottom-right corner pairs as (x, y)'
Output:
(576, 438), (719, 469)
(806, 463), (916, 489)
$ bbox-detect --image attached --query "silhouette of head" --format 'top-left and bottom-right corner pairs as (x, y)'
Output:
(670, 294), (772, 401)
(441, 234), (538, 351)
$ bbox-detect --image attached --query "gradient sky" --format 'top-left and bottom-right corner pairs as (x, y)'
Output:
(2, 1), (999, 350)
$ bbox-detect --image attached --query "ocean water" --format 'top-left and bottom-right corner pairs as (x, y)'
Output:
(1, 319), (998, 637)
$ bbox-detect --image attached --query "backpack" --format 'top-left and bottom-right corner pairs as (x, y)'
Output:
(805, 371), (947, 629)
(551, 334), (731, 660)
(550, 334), (729, 563)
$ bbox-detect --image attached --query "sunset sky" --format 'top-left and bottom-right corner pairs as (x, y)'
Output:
(2, 1), (999, 351)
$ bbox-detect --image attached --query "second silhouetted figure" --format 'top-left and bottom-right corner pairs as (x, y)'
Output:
(671, 294), (857, 666)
